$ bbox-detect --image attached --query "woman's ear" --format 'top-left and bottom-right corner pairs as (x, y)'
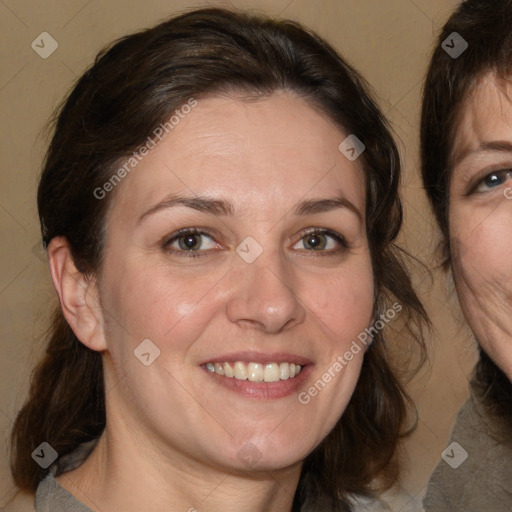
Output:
(48, 236), (107, 352)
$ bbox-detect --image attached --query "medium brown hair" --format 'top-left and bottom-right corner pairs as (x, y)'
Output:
(12, 8), (428, 509)
(421, 0), (512, 435)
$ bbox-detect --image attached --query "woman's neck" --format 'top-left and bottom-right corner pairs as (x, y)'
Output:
(55, 429), (302, 512)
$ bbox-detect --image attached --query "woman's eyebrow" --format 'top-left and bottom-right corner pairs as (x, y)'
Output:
(293, 197), (362, 221)
(137, 195), (234, 224)
(453, 140), (512, 168)
(137, 194), (362, 224)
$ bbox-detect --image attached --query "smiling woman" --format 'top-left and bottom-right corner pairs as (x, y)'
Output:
(6, 7), (428, 512)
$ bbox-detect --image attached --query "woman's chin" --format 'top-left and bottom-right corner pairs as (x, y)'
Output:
(199, 436), (313, 474)
(224, 450), (306, 474)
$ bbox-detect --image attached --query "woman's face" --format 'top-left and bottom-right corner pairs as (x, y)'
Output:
(96, 91), (374, 473)
(449, 74), (512, 382)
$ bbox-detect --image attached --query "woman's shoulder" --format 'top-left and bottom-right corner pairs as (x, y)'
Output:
(3, 474), (93, 512)
(34, 473), (93, 512)
(423, 392), (512, 511)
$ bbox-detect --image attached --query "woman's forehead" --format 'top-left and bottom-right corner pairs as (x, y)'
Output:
(108, 93), (367, 224)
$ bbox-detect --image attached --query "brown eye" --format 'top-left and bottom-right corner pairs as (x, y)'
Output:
(304, 232), (327, 250)
(293, 229), (347, 252)
(178, 233), (203, 250)
(165, 229), (219, 255)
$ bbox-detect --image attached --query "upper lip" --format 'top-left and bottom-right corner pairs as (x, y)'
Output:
(199, 351), (313, 366)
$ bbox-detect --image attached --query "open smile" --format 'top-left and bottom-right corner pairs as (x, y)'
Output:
(199, 353), (313, 399)
(203, 361), (302, 382)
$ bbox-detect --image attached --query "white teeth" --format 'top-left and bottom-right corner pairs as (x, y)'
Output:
(234, 361), (248, 380)
(224, 362), (234, 378)
(205, 361), (303, 382)
(248, 363), (263, 382)
(264, 363), (280, 382)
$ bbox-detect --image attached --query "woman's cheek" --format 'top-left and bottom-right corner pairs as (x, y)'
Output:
(450, 206), (512, 372)
(307, 266), (373, 340)
(452, 204), (512, 284)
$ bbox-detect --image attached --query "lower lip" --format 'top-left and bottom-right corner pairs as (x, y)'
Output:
(202, 365), (313, 399)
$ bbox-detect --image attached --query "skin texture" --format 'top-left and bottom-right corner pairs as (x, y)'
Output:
(449, 73), (512, 383)
(48, 91), (374, 512)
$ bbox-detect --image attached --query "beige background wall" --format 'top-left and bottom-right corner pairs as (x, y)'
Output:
(0, 0), (476, 510)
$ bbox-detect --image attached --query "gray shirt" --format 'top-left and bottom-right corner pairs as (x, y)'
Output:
(34, 474), (92, 512)
(423, 390), (512, 511)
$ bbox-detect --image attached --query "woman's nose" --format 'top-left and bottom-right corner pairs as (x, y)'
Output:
(225, 245), (306, 334)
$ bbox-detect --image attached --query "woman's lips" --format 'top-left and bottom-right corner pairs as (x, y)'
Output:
(199, 351), (312, 367)
(201, 361), (312, 399)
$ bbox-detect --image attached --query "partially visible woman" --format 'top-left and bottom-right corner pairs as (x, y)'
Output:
(421, 1), (512, 509)
(4, 7), (428, 512)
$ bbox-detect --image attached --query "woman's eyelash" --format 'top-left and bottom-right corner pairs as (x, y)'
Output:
(294, 228), (349, 253)
(469, 169), (512, 194)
